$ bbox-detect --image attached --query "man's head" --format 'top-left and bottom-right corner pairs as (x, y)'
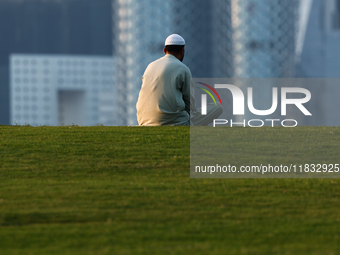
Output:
(164, 34), (185, 62)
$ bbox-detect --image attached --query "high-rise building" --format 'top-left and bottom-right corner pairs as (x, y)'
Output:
(0, 0), (113, 125)
(231, 0), (298, 122)
(232, 0), (297, 78)
(172, 1), (233, 78)
(296, 0), (340, 126)
(113, 0), (174, 126)
(298, 0), (340, 78)
(10, 54), (117, 126)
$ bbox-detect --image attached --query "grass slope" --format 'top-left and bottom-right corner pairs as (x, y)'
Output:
(0, 126), (340, 254)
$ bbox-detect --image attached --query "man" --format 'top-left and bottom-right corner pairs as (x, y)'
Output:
(136, 34), (222, 126)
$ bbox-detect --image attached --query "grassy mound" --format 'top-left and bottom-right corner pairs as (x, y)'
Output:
(0, 126), (339, 254)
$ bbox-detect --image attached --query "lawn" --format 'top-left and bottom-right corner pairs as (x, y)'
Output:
(0, 126), (339, 254)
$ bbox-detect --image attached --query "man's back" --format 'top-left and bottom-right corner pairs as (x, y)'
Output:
(136, 54), (193, 126)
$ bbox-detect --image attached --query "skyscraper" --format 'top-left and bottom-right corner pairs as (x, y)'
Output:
(231, 0), (298, 122)
(113, 0), (174, 126)
(232, 0), (297, 78)
(296, 0), (340, 126)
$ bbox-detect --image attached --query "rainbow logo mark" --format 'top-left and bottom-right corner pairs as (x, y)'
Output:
(196, 82), (222, 115)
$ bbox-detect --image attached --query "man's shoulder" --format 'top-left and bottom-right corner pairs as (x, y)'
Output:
(176, 60), (191, 73)
(149, 55), (191, 73)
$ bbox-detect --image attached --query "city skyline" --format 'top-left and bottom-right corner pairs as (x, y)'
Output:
(0, 0), (340, 126)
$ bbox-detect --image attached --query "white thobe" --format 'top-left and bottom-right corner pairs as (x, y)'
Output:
(136, 54), (196, 126)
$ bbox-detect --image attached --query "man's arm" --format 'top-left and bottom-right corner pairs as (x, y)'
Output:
(182, 69), (196, 116)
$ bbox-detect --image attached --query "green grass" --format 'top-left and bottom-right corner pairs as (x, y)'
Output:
(0, 126), (340, 254)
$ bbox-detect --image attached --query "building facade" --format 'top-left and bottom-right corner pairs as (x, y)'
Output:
(10, 55), (117, 126)
(296, 0), (340, 126)
(231, 0), (298, 122)
(0, 0), (112, 125)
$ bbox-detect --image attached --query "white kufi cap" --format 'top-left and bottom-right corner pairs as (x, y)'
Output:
(165, 34), (185, 46)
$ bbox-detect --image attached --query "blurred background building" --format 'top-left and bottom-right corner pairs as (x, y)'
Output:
(296, 0), (340, 125)
(10, 54), (117, 126)
(113, 0), (174, 126)
(0, 0), (112, 125)
(232, 0), (297, 78)
(228, 0), (299, 122)
(0, 0), (340, 126)
(297, 0), (340, 78)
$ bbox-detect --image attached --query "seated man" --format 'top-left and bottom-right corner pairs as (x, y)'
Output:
(136, 34), (222, 126)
